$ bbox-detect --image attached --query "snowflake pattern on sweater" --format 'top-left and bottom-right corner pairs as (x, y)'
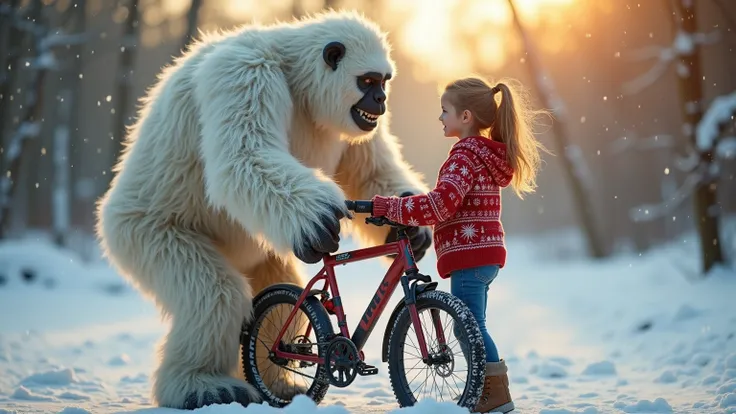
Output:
(372, 136), (514, 277)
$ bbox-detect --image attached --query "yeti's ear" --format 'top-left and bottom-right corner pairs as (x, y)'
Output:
(322, 42), (346, 71)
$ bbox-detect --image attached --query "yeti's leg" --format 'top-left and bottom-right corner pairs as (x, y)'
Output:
(245, 253), (313, 400)
(144, 227), (260, 409)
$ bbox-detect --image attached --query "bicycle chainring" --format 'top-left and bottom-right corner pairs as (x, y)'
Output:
(325, 336), (359, 388)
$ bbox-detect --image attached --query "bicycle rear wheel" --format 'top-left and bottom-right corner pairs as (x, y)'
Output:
(241, 286), (334, 407)
(386, 290), (486, 409)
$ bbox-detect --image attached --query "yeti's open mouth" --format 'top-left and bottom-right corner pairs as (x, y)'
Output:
(351, 106), (380, 131)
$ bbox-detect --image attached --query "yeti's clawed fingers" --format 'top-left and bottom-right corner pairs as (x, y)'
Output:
(182, 385), (252, 410)
(293, 202), (347, 264)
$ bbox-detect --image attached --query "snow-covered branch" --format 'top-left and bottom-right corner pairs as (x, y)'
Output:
(695, 90), (736, 152)
(629, 90), (736, 224)
(629, 169), (701, 223)
(622, 30), (720, 95)
(39, 32), (90, 50)
(717, 137), (736, 159)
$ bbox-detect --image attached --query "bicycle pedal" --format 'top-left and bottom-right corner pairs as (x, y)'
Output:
(358, 363), (379, 376)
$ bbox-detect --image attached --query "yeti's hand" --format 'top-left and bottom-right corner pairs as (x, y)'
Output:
(385, 191), (433, 262)
(293, 201), (347, 264)
(386, 225), (432, 262)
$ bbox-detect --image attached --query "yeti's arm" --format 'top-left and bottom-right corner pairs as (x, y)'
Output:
(336, 122), (429, 246)
(193, 44), (347, 255)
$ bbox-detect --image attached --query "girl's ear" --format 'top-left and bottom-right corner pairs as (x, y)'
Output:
(462, 109), (472, 123)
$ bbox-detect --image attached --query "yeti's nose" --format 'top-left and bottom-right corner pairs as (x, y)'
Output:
(374, 91), (386, 104)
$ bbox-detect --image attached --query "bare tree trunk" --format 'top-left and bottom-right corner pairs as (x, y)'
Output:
(506, 0), (607, 258)
(52, 86), (71, 246)
(0, 0), (24, 176)
(107, 0), (139, 188)
(181, 0), (202, 52)
(48, 0), (86, 247)
(0, 0), (49, 239)
(674, 0), (724, 273)
(67, 0), (86, 233)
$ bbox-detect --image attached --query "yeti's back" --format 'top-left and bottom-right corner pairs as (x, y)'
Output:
(103, 39), (225, 228)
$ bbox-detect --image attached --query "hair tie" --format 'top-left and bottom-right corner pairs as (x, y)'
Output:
(491, 85), (501, 94)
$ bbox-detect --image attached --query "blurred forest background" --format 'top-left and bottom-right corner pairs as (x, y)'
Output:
(0, 0), (734, 274)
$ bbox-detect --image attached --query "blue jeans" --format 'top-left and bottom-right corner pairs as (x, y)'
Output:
(451, 265), (500, 363)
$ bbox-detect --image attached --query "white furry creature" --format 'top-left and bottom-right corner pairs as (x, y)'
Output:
(95, 10), (432, 410)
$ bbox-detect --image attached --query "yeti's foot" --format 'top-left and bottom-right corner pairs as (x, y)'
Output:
(157, 374), (260, 410)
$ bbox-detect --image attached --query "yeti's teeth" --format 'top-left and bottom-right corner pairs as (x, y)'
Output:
(356, 108), (378, 124)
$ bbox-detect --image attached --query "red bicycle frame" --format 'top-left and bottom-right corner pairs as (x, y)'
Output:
(269, 233), (437, 365)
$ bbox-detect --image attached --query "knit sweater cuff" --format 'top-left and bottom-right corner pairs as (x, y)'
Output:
(371, 195), (391, 217)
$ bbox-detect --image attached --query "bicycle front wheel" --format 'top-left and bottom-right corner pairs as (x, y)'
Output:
(387, 290), (486, 409)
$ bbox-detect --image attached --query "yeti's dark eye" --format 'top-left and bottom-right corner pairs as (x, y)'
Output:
(357, 76), (373, 91)
(357, 72), (388, 92)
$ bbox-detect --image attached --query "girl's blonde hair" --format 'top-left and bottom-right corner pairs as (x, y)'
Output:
(444, 76), (550, 198)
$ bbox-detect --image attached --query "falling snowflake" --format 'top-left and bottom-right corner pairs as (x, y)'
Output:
(407, 217), (420, 226)
(461, 224), (477, 242)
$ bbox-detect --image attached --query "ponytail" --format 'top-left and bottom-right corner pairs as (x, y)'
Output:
(444, 76), (550, 199)
(489, 80), (549, 199)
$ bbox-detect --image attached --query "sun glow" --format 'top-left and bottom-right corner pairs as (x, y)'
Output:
(380, 0), (578, 82)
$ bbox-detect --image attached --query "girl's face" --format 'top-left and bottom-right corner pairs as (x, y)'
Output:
(439, 92), (470, 138)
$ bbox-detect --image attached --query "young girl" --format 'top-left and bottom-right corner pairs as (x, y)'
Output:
(371, 76), (547, 413)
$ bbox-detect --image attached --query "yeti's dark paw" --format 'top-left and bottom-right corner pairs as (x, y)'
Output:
(181, 382), (256, 410)
(293, 202), (346, 264)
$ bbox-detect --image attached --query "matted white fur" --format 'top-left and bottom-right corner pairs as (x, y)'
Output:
(95, 9), (429, 410)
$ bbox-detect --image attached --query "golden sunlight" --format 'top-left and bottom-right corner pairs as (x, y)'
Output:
(380, 0), (578, 83)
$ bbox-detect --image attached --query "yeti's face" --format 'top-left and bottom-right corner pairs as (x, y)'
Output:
(349, 71), (391, 132)
(319, 41), (394, 138)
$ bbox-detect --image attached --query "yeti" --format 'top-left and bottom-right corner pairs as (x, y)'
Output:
(95, 10), (432, 410)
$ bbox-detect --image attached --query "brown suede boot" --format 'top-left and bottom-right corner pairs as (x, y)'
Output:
(474, 359), (515, 413)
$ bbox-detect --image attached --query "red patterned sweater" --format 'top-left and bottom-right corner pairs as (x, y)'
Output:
(372, 136), (514, 278)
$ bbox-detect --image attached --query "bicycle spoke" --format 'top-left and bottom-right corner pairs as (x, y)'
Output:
(253, 304), (321, 394)
(399, 304), (475, 404)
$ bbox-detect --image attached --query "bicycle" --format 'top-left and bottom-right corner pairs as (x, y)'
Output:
(240, 199), (486, 410)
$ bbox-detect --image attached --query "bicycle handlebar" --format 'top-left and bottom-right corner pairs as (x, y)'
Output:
(345, 200), (411, 229)
(344, 200), (373, 214)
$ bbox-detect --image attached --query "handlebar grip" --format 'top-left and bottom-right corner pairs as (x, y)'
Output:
(345, 200), (373, 214)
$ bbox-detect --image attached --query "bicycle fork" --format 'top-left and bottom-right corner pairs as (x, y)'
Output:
(400, 272), (445, 363)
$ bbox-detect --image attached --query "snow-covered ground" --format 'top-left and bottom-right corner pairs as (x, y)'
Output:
(0, 229), (735, 414)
